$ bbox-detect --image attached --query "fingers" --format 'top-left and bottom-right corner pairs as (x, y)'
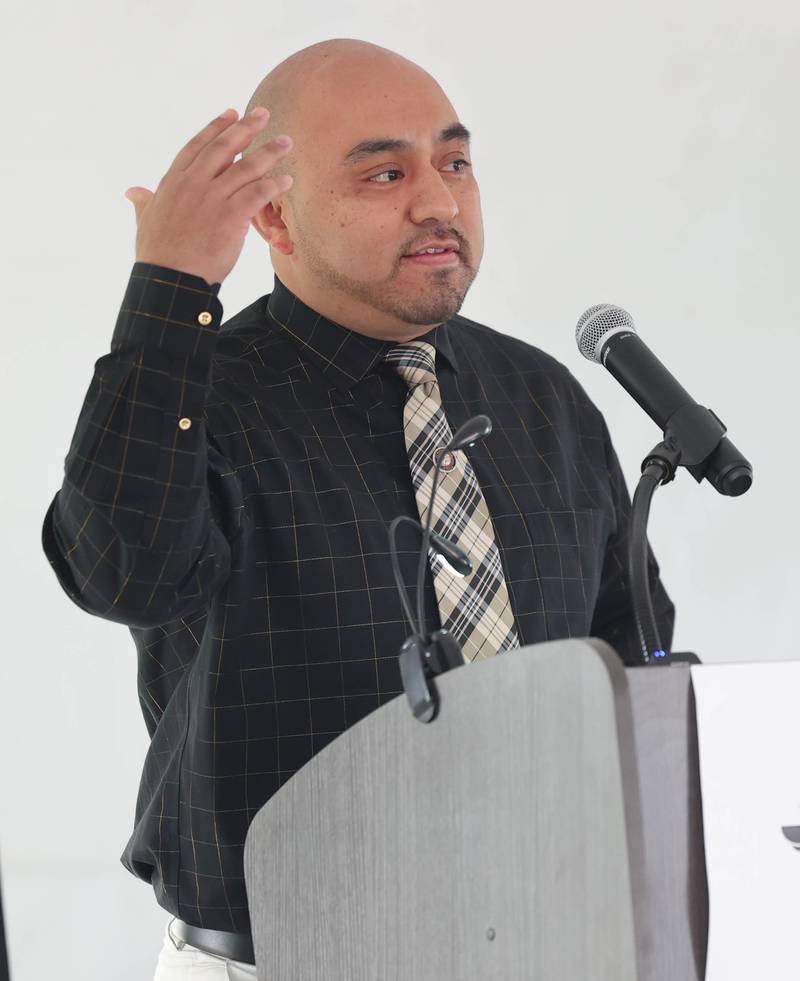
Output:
(217, 135), (293, 198)
(190, 108), (278, 181)
(170, 108), (268, 174)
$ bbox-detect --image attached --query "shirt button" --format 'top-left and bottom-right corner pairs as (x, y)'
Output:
(198, 311), (213, 326)
(178, 417), (192, 430)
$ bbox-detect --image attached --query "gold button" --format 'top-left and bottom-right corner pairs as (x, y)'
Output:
(178, 417), (192, 430)
(198, 311), (213, 326)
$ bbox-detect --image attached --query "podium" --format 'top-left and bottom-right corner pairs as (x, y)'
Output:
(243, 638), (709, 980)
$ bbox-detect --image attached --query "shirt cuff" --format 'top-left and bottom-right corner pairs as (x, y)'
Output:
(110, 262), (224, 362)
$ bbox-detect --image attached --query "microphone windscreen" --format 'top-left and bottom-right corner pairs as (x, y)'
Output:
(575, 303), (637, 363)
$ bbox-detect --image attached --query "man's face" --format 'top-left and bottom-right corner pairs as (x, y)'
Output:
(251, 58), (484, 342)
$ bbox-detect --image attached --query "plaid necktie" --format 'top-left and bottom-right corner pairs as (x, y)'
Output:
(383, 340), (520, 662)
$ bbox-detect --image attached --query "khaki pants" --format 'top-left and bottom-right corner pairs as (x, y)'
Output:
(152, 918), (258, 980)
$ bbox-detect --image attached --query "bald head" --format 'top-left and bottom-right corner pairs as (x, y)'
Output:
(242, 38), (435, 189)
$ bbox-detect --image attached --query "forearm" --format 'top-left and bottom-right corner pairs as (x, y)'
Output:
(41, 262), (236, 627)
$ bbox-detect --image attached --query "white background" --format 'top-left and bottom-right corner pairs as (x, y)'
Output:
(2, 1), (798, 978)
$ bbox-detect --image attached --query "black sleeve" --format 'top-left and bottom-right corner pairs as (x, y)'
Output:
(41, 262), (243, 629)
(589, 413), (676, 665)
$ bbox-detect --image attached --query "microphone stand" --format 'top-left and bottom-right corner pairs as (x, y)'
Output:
(629, 402), (750, 665)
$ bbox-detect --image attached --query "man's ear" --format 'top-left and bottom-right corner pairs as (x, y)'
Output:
(250, 202), (290, 253)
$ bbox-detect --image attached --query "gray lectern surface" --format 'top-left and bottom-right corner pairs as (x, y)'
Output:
(243, 638), (708, 980)
(626, 660), (709, 980)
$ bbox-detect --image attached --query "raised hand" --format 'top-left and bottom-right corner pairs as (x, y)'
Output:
(124, 107), (293, 286)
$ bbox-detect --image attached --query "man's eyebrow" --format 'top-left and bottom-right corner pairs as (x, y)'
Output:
(343, 121), (471, 165)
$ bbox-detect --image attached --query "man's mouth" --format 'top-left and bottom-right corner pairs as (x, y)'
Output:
(405, 246), (456, 256)
(402, 248), (460, 265)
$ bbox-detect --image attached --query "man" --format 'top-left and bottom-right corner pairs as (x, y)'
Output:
(41, 37), (674, 980)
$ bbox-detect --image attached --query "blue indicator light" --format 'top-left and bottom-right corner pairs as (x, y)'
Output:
(653, 649), (668, 658)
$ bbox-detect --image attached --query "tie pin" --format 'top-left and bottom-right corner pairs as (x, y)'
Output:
(434, 448), (456, 471)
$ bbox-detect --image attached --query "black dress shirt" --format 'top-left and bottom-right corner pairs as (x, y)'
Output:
(41, 262), (674, 936)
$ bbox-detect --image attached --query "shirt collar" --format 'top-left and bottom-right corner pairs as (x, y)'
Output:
(265, 272), (460, 392)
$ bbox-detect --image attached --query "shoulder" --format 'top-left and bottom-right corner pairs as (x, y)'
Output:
(449, 312), (602, 419)
(214, 294), (287, 362)
(451, 312), (569, 375)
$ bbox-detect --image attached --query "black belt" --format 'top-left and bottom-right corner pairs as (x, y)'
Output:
(170, 917), (256, 966)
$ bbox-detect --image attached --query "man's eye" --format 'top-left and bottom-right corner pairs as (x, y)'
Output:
(367, 159), (472, 183)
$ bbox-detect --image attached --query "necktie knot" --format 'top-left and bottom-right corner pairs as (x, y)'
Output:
(383, 340), (437, 389)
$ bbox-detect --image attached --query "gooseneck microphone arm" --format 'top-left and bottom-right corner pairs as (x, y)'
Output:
(416, 455), (445, 642)
(389, 515), (473, 638)
(628, 455), (677, 662)
(415, 415), (493, 649)
(388, 414), (493, 721)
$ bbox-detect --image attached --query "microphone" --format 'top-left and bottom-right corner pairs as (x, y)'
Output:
(388, 414), (494, 722)
(575, 304), (752, 496)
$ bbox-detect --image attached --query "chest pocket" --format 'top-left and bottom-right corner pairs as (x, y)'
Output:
(489, 503), (612, 643)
